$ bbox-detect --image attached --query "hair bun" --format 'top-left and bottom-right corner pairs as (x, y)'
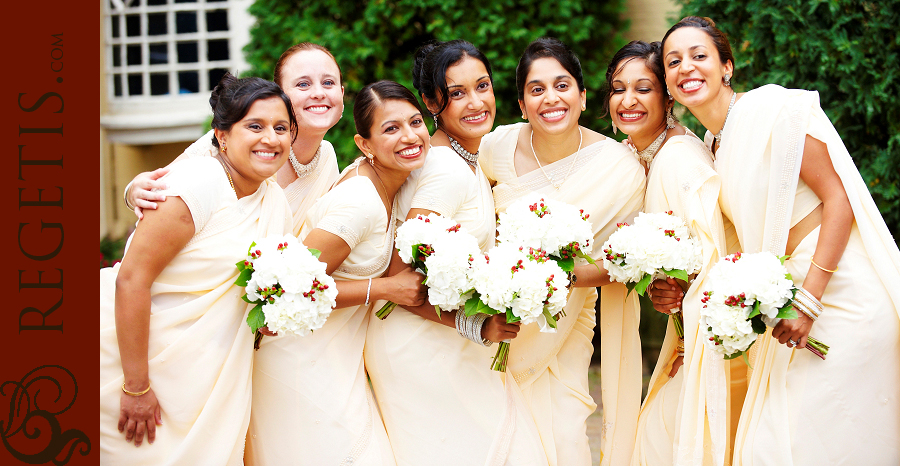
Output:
(412, 41), (440, 92)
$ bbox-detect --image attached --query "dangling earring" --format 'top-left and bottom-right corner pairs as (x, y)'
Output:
(366, 153), (375, 166)
(581, 104), (586, 111)
(521, 113), (527, 120)
(611, 122), (618, 135)
(666, 88), (672, 97)
(432, 114), (439, 129)
(220, 141), (227, 154)
(724, 74), (732, 87)
(666, 107), (677, 129)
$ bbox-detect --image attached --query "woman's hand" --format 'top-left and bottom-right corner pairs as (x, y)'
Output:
(384, 267), (427, 307)
(649, 277), (684, 314)
(482, 315), (521, 343)
(772, 313), (814, 349)
(668, 355), (684, 378)
(127, 168), (170, 219)
(118, 388), (163, 446)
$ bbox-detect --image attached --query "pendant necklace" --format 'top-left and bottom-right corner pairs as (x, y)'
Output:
(447, 134), (479, 168)
(530, 127), (582, 190)
(289, 144), (322, 179)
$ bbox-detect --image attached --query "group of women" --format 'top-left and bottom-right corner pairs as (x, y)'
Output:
(99, 15), (900, 466)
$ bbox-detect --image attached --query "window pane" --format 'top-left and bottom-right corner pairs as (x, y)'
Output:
(126, 44), (142, 66)
(176, 41), (198, 63)
(178, 71), (199, 94)
(174, 0), (197, 3)
(150, 73), (169, 95)
(111, 16), (120, 38)
(175, 11), (197, 34)
(148, 13), (167, 35)
(207, 0), (226, 2)
(149, 43), (168, 64)
(206, 9), (228, 32)
(128, 73), (143, 96)
(113, 74), (123, 97)
(208, 69), (228, 89)
(127, 0), (141, 6)
(207, 39), (229, 61)
(112, 45), (122, 67)
(147, 0), (167, 5)
(125, 14), (141, 37)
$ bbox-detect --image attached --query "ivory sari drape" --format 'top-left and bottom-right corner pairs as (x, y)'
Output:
(715, 85), (900, 465)
(99, 157), (292, 465)
(365, 146), (548, 466)
(631, 133), (730, 466)
(246, 167), (397, 466)
(480, 123), (645, 466)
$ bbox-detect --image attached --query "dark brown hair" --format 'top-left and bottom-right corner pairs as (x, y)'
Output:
(515, 37), (585, 101)
(353, 80), (424, 139)
(272, 42), (343, 88)
(661, 16), (735, 69)
(209, 73), (298, 147)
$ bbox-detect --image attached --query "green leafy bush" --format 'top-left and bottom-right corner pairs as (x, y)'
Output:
(677, 0), (900, 239)
(244, 0), (629, 167)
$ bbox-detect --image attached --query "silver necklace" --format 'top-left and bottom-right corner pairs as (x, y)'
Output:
(530, 127), (582, 190)
(447, 135), (479, 167)
(633, 129), (667, 165)
(714, 92), (737, 146)
(289, 145), (321, 179)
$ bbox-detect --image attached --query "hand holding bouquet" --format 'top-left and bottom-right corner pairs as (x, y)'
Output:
(377, 213), (482, 319)
(700, 252), (829, 361)
(235, 234), (337, 349)
(464, 244), (569, 371)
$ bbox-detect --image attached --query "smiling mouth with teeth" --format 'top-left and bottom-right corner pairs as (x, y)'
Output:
(541, 110), (565, 118)
(681, 81), (702, 91)
(620, 113), (643, 119)
(462, 111), (487, 122)
(398, 146), (420, 156)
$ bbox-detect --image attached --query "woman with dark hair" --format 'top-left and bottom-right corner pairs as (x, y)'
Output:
(659, 16), (900, 465)
(99, 74), (295, 464)
(601, 40), (732, 466)
(364, 40), (547, 465)
(125, 42), (344, 230)
(479, 37), (645, 466)
(248, 80), (428, 465)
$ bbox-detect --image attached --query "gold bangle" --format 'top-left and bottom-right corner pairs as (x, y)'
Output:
(122, 382), (151, 397)
(810, 256), (837, 273)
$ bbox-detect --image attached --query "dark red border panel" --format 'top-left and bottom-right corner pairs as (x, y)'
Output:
(1, 1), (99, 464)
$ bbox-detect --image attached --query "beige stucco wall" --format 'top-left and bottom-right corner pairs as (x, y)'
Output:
(623, 0), (680, 43)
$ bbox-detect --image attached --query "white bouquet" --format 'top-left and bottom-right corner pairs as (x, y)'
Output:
(235, 234), (337, 349)
(464, 244), (569, 371)
(496, 194), (594, 273)
(700, 252), (828, 360)
(377, 213), (482, 319)
(602, 211), (703, 295)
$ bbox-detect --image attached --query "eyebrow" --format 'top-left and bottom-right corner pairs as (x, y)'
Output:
(665, 45), (706, 58)
(294, 74), (338, 82)
(527, 75), (571, 87)
(447, 75), (491, 89)
(612, 78), (653, 84)
(380, 113), (423, 127)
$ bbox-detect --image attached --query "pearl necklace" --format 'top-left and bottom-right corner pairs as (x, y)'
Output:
(289, 145), (321, 179)
(632, 129), (667, 165)
(530, 127), (582, 190)
(714, 91), (737, 146)
(447, 135), (479, 167)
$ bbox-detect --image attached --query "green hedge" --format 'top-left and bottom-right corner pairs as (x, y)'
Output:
(677, 0), (900, 239)
(244, 0), (629, 167)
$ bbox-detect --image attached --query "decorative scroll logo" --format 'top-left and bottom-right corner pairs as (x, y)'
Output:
(0, 365), (90, 464)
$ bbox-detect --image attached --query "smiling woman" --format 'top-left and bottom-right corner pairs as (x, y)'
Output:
(98, 75), (294, 465)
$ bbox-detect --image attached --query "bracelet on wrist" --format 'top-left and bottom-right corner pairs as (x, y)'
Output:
(122, 382), (151, 397)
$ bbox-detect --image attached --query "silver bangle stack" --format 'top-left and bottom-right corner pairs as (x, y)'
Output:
(455, 311), (493, 347)
(793, 286), (823, 321)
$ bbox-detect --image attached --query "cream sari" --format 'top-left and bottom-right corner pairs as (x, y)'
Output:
(715, 85), (900, 465)
(631, 133), (730, 466)
(365, 146), (548, 466)
(480, 123), (645, 466)
(99, 157), (292, 465)
(246, 165), (397, 466)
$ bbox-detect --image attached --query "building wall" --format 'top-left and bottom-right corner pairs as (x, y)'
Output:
(623, 0), (680, 43)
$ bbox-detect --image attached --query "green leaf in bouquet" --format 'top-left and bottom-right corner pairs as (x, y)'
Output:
(235, 259), (247, 271)
(246, 241), (257, 255)
(434, 305), (442, 320)
(505, 309), (521, 323)
(634, 273), (653, 296)
(775, 303), (798, 320)
(234, 267), (254, 287)
(663, 268), (689, 283)
(742, 350), (754, 369)
(750, 315), (766, 335)
(542, 308), (558, 329)
(556, 256), (575, 272)
(246, 303), (265, 333)
(723, 351), (742, 360)
(464, 294), (483, 316)
(625, 282), (636, 296)
(748, 301), (761, 319)
(308, 248), (322, 259)
(778, 254), (790, 265)
(241, 294), (255, 304)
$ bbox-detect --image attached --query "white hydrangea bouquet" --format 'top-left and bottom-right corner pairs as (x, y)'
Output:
(376, 213), (482, 319)
(700, 252), (829, 361)
(234, 234), (337, 349)
(602, 211), (703, 342)
(463, 244), (569, 371)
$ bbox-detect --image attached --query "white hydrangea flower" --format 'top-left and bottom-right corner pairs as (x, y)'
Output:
(497, 193), (593, 259)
